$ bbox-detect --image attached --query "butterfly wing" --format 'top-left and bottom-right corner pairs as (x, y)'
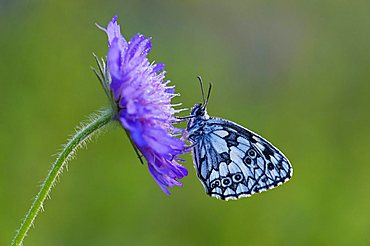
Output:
(191, 117), (293, 200)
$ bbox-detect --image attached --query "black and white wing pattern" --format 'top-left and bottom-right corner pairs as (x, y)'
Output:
(189, 117), (292, 200)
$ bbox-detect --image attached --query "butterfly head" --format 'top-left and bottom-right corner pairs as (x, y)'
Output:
(190, 103), (207, 117)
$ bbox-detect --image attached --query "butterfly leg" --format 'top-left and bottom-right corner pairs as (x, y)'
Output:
(185, 143), (197, 151)
(174, 115), (194, 123)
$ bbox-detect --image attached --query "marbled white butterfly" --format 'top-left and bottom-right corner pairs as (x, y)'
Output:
(186, 77), (293, 200)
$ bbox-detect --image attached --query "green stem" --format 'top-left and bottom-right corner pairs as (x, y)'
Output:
(12, 108), (114, 246)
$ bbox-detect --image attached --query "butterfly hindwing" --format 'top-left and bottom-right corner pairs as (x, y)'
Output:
(191, 118), (292, 200)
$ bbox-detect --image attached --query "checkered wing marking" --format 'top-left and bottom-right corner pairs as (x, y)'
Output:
(193, 118), (292, 200)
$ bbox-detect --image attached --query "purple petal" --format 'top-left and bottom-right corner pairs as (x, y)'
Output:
(153, 63), (165, 73)
(126, 34), (152, 60)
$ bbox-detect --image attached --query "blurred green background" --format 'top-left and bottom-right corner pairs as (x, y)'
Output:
(1, 0), (370, 245)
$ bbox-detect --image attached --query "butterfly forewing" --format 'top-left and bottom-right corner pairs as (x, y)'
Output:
(189, 117), (292, 200)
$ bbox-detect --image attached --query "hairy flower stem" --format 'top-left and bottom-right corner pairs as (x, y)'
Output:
(12, 108), (114, 246)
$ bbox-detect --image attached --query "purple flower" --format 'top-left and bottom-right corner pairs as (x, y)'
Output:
(98, 16), (188, 194)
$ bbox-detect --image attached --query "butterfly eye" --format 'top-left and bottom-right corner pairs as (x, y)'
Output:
(232, 173), (244, 183)
(221, 177), (232, 187)
(248, 149), (257, 158)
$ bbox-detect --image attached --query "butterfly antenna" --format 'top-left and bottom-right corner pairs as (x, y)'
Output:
(197, 76), (206, 105)
(203, 83), (212, 109)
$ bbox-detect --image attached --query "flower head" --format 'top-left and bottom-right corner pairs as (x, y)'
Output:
(98, 16), (188, 194)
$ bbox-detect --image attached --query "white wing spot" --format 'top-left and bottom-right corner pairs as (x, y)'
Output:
(274, 153), (282, 161)
(213, 187), (222, 194)
(270, 156), (278, 165)
(200, 145), (206, 158)
(263, 177), (274, 186)
(280, 167), (288, 177)
(228, 162), (241, 174)
(254, 168), (264, 179)
(201, 161), (208, 179)
(210, 169), (219, 182)
(264, 166), (274, 180)
(237, 136), (250, 147)
(219, 162), (229, 176)
(237, 143), (249, 152)
(213, 130), (229, 138)
(252, 136), (260, 142)
(246, 177), (255, 189)
(282, 161), (290, 172)
(236, 183), (248, 193)
(256, 157), (265, 170)
(225, 188), (235, 196)
(208, 135), (229, 154)
(255, 142), (265, 151)
(230, 146), (244, 159)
